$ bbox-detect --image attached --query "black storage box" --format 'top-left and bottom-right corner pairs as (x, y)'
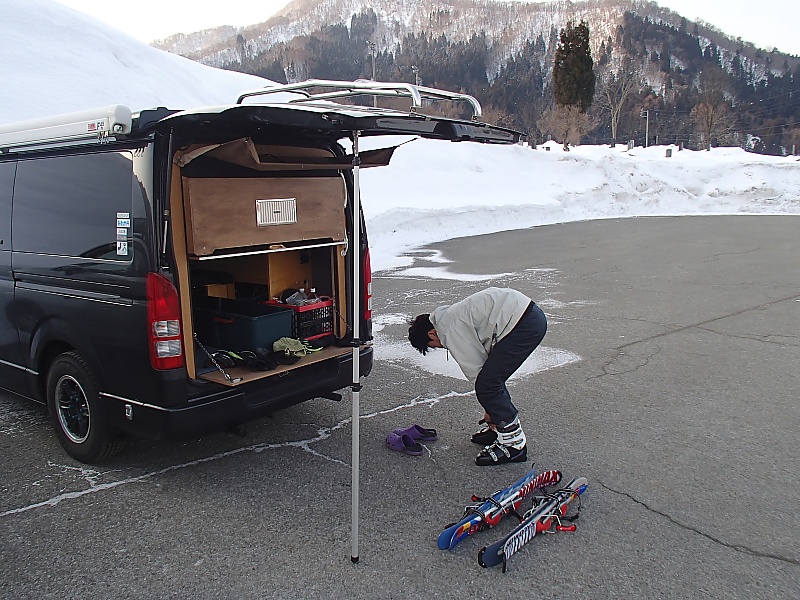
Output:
(194, 298), (292, 351)
(264, 298), (334, 341)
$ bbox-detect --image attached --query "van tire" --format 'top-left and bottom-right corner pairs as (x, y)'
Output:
(46, 352), (125, 463)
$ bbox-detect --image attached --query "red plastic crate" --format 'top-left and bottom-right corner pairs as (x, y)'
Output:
(265, 297), (334, 341)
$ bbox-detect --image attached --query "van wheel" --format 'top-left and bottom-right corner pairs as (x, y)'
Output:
(46, 352), (125, 463)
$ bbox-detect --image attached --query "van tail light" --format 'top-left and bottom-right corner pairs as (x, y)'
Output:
(363, 247), (372, 322)
(146, 272), (184, 370)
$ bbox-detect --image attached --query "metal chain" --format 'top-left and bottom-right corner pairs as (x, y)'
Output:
(193, 333), (242, 383)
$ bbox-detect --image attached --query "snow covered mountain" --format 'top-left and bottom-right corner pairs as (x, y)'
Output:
(153, 0), (788, 77)
(156, 0), (680, 71)
(147, 0), (799, 155)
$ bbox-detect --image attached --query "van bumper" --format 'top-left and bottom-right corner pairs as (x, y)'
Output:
(109, 346), (373, 439)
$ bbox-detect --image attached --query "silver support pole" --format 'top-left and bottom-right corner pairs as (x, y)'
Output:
(350, 131), (362, 563)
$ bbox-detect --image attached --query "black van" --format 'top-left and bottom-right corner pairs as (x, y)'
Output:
(0, 80), (519, 463)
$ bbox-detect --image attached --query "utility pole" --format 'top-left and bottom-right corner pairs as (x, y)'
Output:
(367, 41), (377, 108)
(411, 65), (421, 87)
(640, 109), (650, 147)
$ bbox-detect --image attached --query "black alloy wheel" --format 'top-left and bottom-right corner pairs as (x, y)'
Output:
(46, 351), (125, 463)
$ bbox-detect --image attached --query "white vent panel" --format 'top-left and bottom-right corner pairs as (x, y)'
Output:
(256, 198), (297, 226)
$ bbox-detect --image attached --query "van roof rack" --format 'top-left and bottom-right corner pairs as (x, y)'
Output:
(0, 105), (133, 153)
(0, 80), (498, 154)
(236, 79), (484, 121)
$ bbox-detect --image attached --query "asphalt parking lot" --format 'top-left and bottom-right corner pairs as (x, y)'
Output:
(1, 215), (798, 599)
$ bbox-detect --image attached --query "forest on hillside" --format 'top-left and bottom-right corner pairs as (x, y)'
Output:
(225, 10), (800, 155)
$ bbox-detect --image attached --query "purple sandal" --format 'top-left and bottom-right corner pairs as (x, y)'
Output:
(392, 424), (438, 442)
(386, 432), (423, 455)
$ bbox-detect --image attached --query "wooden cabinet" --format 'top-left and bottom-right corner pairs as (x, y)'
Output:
(181, 176), (346, 257)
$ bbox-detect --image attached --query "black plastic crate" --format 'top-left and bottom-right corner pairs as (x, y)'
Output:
(266, 298), (334, 341)
(194, 298), (292, 351)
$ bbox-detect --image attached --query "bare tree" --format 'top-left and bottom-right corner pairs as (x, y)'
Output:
(691, 66), (736, 149)
(479, 106), (518, 130)
(537, 105), (597, 149)
(782, 124), (800, 155)
(595, 59), (642, 146)
(691, 103), (736, 149)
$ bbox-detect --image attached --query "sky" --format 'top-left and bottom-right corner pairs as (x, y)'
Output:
(53, 0), (800, 55)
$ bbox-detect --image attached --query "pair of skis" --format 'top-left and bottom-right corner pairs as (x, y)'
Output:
(438, 465), (587, 571)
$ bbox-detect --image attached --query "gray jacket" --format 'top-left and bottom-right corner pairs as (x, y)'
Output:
(429, 287), (531, 382)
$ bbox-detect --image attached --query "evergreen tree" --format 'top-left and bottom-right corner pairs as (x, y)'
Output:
(553, 20), (595, 112)
(260, 59), (287, 84)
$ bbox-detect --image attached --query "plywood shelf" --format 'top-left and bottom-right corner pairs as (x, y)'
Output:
(197, 346), (356, 386)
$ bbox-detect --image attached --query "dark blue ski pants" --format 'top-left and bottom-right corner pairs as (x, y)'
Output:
(474, 302), (547, 428)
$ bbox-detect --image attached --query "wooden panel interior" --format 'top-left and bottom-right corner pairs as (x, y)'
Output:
(268, 251), (314, 297)
(198, 346), (358, 386)
(189, 247), (335, 301)
(169, 166), (197, 378)
(334, 249), (347, 336)
(175, 157), (350, 383)
(205, 283), (235, 299)
(182, 176), (346, 256)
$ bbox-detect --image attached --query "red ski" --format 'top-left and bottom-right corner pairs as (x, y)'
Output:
(478, 476), (587, 571)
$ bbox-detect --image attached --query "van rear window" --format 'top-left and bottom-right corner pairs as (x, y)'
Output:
(12, 152), (135, 261)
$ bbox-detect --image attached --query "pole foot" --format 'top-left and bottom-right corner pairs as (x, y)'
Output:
(351, 555), (359, 564)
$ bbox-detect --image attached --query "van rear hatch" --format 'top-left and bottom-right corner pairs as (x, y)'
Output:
(143, 81), (520, 396)
(139, 80), (521, 145)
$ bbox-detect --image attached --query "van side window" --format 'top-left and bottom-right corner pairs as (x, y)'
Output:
(12, 152), (135, 262)
(0, 162), (14, 244)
